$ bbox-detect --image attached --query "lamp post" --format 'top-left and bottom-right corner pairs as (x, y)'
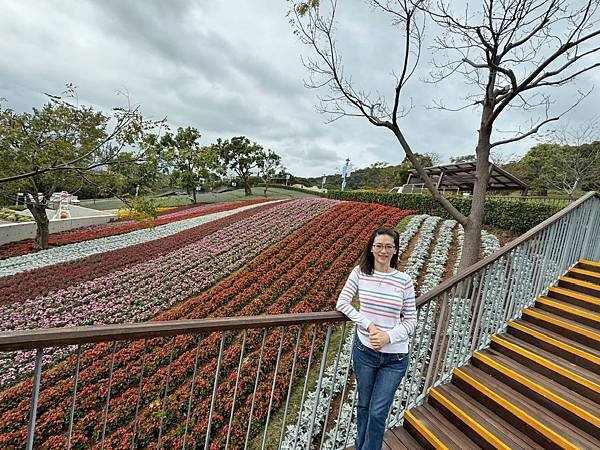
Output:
(341, 158), (350, 191)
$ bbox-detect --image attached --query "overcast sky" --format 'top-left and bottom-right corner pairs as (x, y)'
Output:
(1, 1), (598, 177)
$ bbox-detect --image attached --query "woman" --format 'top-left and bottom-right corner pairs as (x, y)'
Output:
(336, 227), (417, 450)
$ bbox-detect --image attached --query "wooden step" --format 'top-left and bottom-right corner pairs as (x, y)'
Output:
(429, 384), (543, 449)
(559, 276), (600, 298)
(404, 404), (477, 450)
(491, 333), (600, 402)
(547, 286), (600, 313)
(472, 349), (600, 439)
(568, 267), (600, 285)
(536, 296), (600, 329)
(453, 365), (599, 448)
(521, 307), (600, 348)
(577, 259), (600, 274)
(384, 426), (424, 450)
(507, 319), (600, 373)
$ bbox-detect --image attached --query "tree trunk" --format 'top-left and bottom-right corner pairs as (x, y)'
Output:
(263, 179), (268, 197)
(458, 106), (494, 272)
(243, 178), (253, 196)
(192, 188), (197, 204)
(29, 202), (50, 250)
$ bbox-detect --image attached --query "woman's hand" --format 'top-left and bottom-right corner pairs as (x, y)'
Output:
(368, 326), (390, 350)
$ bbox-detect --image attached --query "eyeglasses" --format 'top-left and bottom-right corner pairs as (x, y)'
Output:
(372, 244), (396, 252)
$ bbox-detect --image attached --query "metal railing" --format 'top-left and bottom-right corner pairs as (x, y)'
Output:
(0, 193), (598, 449)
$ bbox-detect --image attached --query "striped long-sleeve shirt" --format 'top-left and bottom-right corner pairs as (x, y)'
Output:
(336, 266), (417, 353)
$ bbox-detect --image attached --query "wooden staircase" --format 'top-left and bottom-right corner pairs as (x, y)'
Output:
(395, 259), (600, 449)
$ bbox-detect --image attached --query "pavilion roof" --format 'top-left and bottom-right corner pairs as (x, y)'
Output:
(407, 162), (528, 191)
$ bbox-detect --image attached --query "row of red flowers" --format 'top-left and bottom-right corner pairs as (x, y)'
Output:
(0, 198), (272, 260)
(0, 201), (280, 304)
(0, 203), (412, 448)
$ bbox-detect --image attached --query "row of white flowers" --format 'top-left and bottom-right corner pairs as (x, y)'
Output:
(404, 216), (442, 281)
(286, 214), (502, 449)
(0, 200), (284, 277)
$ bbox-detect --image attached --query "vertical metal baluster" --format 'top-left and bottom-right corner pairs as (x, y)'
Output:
(244, 329), (268, 450)
(291, 325), (318, 449)
(26, 348), (44, 450)
(306, 324), (333, 449)
(342, 387), (358, 450)
(548, 218), (564, 281)
(431, 291), (453, 386)
(443, 294), (463, 377)
(468, 270), (487, 355)
(423, 294), (448, 392)
(319, 322), (347, 450)
(67, 345), (82, 450)
(331, 328), (355, 446)
(100, 342), (117, 450)
(532, 230), (549, 301)
(505, 249), (523, 323)
(397, 302), (432, 416)
(226, 331), (247, 450)
(205, 334), (226, 450)
(157, 337), (176, 449)
(182, 335), (202, 450)
(455, 281), (475, 366)
(278, 326), (303, 450)
(261, 328), (285, 450)
(555, 211), (571, 279)
(131, 339), (148, 450)
(580, 203), (594, 259)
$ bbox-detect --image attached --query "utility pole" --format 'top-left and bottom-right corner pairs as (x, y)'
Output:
(341, 158), (351, 191)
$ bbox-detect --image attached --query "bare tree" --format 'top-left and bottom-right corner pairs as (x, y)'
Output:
(290, 0), (600, 270)
(0, 86), (164, 249)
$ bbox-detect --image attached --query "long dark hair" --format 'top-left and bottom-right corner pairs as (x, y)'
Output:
(358, 227), (400, 275)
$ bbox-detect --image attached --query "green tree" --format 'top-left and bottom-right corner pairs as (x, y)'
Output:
(160, 127), (214, 204)
(256, 149), (282, 196)
(517, 142), (600, 197)
(213, 136), (264, 196)
(0, 86), (162, 249)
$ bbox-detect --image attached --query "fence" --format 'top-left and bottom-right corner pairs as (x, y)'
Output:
(0, 193), (598, 449)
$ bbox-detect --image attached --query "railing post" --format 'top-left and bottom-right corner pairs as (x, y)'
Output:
(26, 349), (44, 450)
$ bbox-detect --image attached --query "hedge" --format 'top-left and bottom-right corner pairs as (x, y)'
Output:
(256, 183), (329, 196)
(324, 191), (563, 234)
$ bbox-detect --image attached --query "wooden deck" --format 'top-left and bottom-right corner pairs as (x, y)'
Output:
(379, 259), (600, 449)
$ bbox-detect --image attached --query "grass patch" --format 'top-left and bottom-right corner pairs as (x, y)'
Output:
(79, 188), (319, 211)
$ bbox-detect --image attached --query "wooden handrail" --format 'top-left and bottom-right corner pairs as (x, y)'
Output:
(0, 312), (347, 352)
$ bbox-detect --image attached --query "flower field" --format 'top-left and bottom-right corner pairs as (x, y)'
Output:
(0, 195), (503, 449)
(0, 199), (272, 260)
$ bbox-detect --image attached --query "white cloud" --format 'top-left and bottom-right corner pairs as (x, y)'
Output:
(0, 0), (598, 178)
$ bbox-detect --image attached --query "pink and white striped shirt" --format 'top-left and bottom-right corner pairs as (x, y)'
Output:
(336, 266), (417, 353)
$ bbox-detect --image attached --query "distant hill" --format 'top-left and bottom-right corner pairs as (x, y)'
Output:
(292, 154), (436, 190)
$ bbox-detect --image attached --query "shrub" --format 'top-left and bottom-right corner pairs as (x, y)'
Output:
(324, 191), (563, 233)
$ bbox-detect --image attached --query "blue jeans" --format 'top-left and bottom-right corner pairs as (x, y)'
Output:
(352, 335), (409, 450)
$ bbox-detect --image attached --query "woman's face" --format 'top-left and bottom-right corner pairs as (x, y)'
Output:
(372, 234), (396, 268)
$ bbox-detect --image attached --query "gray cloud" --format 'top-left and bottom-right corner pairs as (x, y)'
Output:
(0, 0), (598, 178)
